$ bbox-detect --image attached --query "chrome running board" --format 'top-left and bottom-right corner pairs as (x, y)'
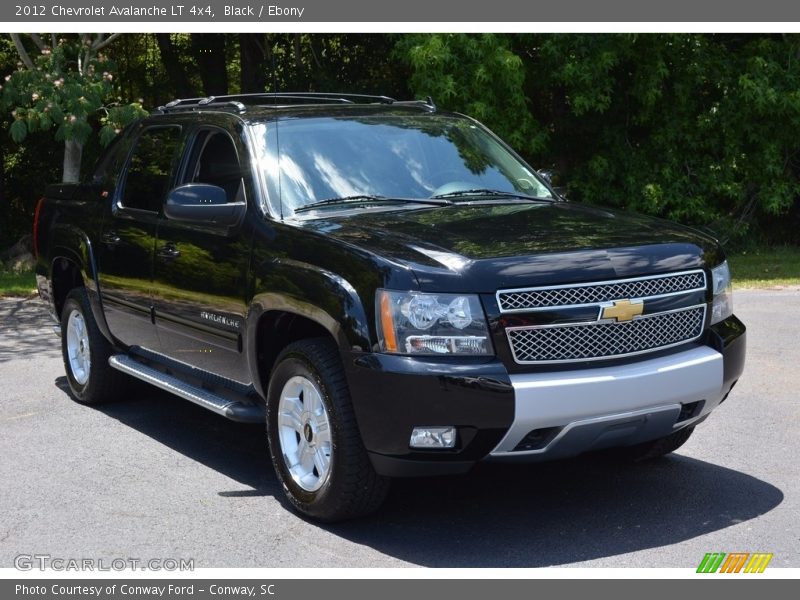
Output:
(108, 354), (264, 423)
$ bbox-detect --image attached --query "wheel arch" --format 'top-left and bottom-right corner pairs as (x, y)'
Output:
(246, 260), (372, 399)
(50, 254), (85, 318)
(48, 224), (113, 343)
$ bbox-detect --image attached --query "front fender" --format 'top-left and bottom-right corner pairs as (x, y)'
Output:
(245, 258), (372, 395)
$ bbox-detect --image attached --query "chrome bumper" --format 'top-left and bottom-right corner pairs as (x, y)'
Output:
(489, 345), (725, 459)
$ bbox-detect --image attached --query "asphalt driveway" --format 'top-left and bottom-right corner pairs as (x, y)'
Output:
(0, 289), (797, 568)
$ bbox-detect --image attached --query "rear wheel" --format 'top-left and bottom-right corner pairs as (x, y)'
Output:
(60, 287), (121, 404)
(613, 426), (695, 461)
(266, 338), (389, 521)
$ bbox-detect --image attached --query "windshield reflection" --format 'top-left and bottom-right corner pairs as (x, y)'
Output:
(251, 115), (552, 217)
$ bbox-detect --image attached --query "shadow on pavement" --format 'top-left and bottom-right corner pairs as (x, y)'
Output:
(0, 297), (61, 363)
(54, 377), (279, 496)
(340, 456), (783, 567)
(56, 378), (784, 568)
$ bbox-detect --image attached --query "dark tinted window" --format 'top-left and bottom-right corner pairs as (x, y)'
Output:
(184, 130), (244, 203)
(120, 126), (181, 212)
(92, 132), (133, 189)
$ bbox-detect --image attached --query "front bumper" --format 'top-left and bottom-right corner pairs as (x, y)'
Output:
(488, 345), (721, 461)
(345, 316), (745, 477)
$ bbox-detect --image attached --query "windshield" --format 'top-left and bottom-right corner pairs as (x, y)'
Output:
(250, 114), (553, 217)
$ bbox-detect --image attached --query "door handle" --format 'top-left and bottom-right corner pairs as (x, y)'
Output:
(102, 232), (121, 246)
(157, 243), (181, 260)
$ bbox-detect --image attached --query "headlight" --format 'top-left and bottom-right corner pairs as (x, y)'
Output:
(710, 260), (733, 325)
(376, 290), (493, 355)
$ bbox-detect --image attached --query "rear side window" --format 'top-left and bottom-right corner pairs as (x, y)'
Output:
(120, 126), (182, 212)
(92, 131), (134, 190)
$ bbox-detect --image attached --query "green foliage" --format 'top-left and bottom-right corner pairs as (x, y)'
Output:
(3, 37), (104, 143)
(9, 118), (25, 143)
(397, 34), (546, 157)
(1, 128), (62, 249)
(395, 33), (800, 243)
(0, 35), (146, 148)
(0, 34), (146, 248)
(256, 34), (407, 98)
(4, 33), (800, 250)
(100, 102), (147, 145)
(523, 34), (800, 242)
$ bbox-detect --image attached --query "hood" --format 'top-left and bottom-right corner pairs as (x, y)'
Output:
(298, 201), (722, 293)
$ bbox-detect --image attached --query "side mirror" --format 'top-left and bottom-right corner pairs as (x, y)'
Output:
(537, 169), (568, 199)
(164, 183), (245, 226)
(537, 169), (555, 185)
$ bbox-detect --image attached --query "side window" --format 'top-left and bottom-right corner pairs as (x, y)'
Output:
(120, 126), (182, 212)
(92, 132), (133, 189)
(184, 130), (244, 203)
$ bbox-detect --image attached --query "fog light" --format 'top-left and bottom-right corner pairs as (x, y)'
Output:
(409, 426), (457, 449)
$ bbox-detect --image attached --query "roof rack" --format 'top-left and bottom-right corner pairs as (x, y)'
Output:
(151, 93), (436, 115)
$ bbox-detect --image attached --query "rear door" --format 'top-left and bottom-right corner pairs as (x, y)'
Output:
(96, 124), (183, 349)
(151, 125), (253, 383)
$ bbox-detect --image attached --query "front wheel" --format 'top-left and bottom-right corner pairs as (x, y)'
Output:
(266, 338), (389, 522)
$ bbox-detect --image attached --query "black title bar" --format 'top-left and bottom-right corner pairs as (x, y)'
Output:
(3, 579), (798, 600)
(5, 0), (800, 22)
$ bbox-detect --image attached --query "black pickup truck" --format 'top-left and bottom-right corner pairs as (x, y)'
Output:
(34, 93), (746, 521)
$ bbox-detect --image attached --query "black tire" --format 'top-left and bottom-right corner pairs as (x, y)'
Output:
(266, 337), (389, 522)
(60, 287), (121, 404)
(613, 426), (695, 462)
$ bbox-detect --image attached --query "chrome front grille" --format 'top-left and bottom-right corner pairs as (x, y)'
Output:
(499, 269), (709, 364)
(497, 270), (706, 312)
(507, 305), (706, 364)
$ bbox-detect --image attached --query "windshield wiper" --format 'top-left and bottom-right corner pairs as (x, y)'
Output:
(294, 194), (451, 214)
(430, 188), (554, 202)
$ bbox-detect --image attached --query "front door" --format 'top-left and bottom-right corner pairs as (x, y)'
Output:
(152, 127), (252, 384)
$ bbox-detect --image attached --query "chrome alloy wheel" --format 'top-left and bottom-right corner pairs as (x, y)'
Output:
(66, 309), (91, 386)
(277, 375), (333, 492)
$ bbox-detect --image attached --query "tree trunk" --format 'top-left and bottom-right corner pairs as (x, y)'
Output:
(293, 34), (305, 89)
(191, 34), (229, 96)
(0, 141), (5, 210)
(63, 139), (83, 183)
(155, 33), (196, 99)
(240, 34), (268, 93)
(0, 141), (6, 247)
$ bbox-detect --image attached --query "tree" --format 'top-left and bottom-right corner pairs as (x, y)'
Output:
(191, 34), (229, 96)
(0, 33), (146, 182)
(155, 33), (196, 98)
(398, 33), (800, 242)
(397, 34), (546, 157)
(239, 34), (269, 93)
(2, 33), (800, 245)
(524, 34), (800, 241)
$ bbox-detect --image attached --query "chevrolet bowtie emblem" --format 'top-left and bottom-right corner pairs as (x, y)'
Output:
(600, 299), (644, 322)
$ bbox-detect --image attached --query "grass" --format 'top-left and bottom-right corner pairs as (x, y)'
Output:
(728, 246), (800, 289)
(0, 269), (36, 297)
